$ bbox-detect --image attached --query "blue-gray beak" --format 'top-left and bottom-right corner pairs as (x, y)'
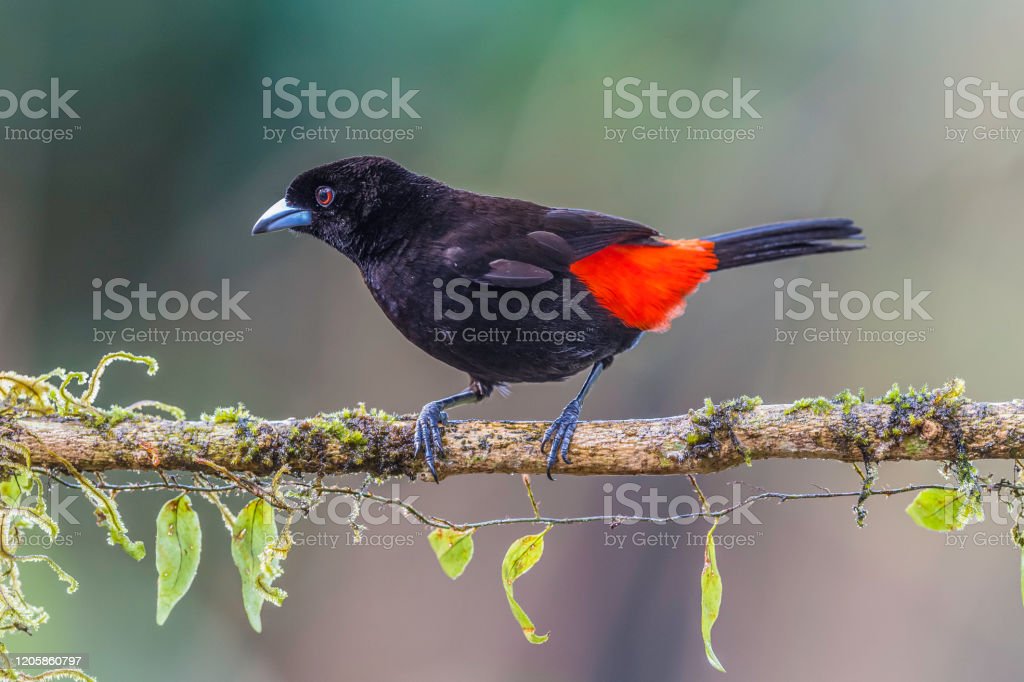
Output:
(252, 198), (313, 235)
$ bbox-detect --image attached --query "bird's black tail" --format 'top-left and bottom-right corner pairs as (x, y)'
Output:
(704, 218), (864, 271)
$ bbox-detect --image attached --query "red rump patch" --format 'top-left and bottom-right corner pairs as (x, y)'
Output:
(569, 239), (718, 332)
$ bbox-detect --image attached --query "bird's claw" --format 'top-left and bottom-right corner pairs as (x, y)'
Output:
(541, 401), (581, 479)
(413, 401), (448, 483)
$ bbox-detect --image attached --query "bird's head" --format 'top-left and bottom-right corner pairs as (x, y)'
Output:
(251, 155), (415, 260)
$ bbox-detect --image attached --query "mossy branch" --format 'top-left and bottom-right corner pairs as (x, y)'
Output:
(4, 357), (1021, 681)
(6, 394), (1023, 480)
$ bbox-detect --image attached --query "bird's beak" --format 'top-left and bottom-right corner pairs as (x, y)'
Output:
(251, 198), (313, 235)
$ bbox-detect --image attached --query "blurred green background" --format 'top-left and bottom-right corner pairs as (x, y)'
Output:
(2, 1), (1023, 680)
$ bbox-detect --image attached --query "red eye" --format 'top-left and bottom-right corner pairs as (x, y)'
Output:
(315, 186), (334, 206)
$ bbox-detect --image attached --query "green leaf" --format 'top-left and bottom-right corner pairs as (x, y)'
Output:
(428, 528), (475, 580)
(701, 521), (725, 673)
(230, 499), (279, 633)
(155, 495), (202, 625)
(0, 467), (32, 507)
(501, 527), (551, 644)
(905, 488), (982, 532)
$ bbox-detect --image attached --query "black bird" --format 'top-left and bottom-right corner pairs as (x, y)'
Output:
(252, 156), (863, 480)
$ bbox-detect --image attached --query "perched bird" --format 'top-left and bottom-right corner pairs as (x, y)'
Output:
(252, 156), (863, 480)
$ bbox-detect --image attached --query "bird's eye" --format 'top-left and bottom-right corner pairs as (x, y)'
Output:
(315, 186), (334, 207)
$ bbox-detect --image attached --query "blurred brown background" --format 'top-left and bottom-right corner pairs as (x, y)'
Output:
(2, 1), (1023, 680)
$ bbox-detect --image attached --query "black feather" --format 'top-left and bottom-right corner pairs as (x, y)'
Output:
(705, 218), (864, 270)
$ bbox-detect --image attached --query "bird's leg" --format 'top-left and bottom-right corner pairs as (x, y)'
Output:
(413, 387), (484, 482)
(541, 359), (610, 479)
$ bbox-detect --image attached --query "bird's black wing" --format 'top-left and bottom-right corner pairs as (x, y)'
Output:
(540, 208), (661, 259)
(439, 205), (661, 288)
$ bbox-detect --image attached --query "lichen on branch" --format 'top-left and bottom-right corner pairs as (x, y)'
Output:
(4, 380), (1024, 480)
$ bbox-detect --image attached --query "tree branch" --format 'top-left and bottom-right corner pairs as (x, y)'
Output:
(6, 398), (1023, 479)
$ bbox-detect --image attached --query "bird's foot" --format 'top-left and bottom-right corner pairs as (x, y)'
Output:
(413, 401), (448, 483)
(540, 400), (581, 479)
